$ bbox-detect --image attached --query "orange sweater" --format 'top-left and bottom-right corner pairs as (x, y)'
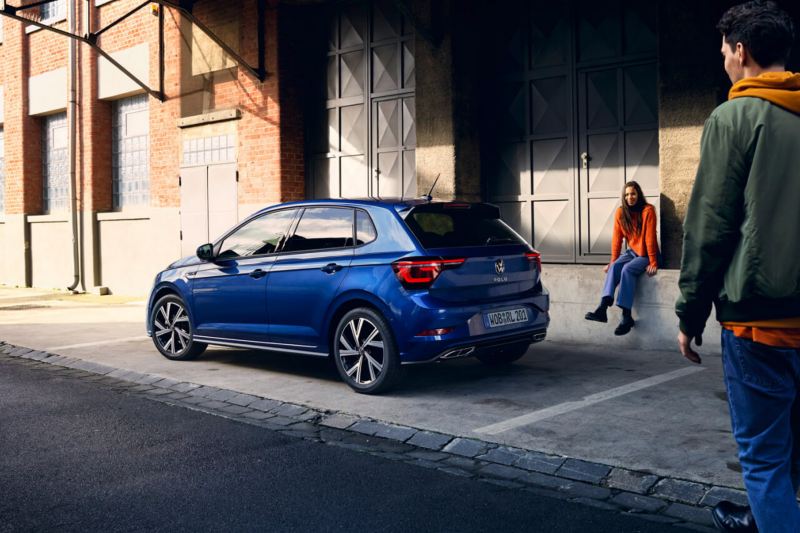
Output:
(610, 204), (659, 267)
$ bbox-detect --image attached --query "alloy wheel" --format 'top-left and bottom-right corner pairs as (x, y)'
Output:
(338, 317), (385, 386)
(153, 300), (192, 357)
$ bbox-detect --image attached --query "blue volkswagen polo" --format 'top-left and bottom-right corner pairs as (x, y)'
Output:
(146, 199), (549, 394)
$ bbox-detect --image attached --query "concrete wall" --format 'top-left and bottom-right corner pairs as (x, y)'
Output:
(29, 216), (71, 289)
(543, 265), (722, 352)
(97, 208), (181, 295)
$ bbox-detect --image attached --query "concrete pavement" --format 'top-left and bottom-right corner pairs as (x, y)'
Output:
(0, 286), (743, 500)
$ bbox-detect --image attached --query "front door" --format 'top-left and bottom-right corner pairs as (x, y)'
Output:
(190, 208), (299, 344)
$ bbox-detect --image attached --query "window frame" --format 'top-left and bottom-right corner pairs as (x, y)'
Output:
(278, 206), (358, 256)
(355, 209), (378, 247)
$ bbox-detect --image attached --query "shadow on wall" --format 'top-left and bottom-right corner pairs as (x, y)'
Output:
(660, 193), (681, 270)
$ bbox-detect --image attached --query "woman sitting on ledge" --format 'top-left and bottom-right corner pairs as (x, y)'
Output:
(585, 181), (659, 335)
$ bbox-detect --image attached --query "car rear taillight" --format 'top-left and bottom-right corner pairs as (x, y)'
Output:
(525, 251), (542, 271)
(391, 258), (465, 289)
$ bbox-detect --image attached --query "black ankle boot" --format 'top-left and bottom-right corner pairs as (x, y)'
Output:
(614, 308), (635, 335)
(585, 298), (612, 323)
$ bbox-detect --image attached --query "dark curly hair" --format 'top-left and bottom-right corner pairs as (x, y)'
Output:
(717, 1), (796, 67)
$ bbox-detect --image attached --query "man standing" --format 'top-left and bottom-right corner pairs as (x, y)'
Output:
(676, 2), (800, 532)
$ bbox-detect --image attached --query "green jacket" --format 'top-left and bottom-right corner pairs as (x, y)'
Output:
(676, 96), (800, 337)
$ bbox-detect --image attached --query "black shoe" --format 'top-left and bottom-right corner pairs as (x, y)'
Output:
(614, 316), (635, 336)
(585, 309), (608, 323)
(711, 501), (758, 532)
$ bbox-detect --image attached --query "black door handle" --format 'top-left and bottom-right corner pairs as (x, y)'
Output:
(249, 269), (267, 279)
(321, 263), (343, 274)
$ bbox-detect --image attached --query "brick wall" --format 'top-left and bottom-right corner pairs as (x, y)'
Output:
(3, 0), (298, 217)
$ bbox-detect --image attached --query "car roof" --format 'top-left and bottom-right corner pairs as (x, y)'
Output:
(252, 197), (480, 216)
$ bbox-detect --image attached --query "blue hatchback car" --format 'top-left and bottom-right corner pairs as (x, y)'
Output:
(146, 199), (550, 393)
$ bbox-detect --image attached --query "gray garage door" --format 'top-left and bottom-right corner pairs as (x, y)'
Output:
(309, 0), (416, 199)
(489, 0), (658, 263)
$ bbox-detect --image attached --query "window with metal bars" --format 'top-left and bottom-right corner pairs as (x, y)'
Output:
(42, 113), (68, 213)
(112, 94), (150, 209)
(39, 0), (65, 23)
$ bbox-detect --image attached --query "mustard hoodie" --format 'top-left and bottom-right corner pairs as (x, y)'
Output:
(729, 71), (800, 114)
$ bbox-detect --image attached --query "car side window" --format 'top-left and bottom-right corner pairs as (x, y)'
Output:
(282, 207), (354, 253)
(217, 209), (297, 260)
(356, 210), (377, 245)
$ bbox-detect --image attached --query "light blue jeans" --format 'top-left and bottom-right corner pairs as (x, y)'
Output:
(601, 249), (649, 310)
(721, 329), (800, 532)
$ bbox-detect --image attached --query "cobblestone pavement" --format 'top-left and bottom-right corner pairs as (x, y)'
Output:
(1, 341), (744, 532)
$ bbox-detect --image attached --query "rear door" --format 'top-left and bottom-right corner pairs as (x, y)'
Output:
(266, 207), (356, 350)
(402, 204), (540, 303)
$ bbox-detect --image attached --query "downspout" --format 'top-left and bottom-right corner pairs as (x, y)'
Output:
(66, 0), (82, 292)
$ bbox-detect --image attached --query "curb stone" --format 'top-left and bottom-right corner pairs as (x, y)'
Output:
(0, 342), (730, 529)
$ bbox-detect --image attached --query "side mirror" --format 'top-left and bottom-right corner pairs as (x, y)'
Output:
(196, 243), (215, 261)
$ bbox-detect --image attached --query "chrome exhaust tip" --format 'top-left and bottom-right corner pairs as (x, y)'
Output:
(439, 346), (475, 360)
(532, 331), (547, 342)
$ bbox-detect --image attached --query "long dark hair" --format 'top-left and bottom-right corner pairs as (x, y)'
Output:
(620, 181), (648, 236)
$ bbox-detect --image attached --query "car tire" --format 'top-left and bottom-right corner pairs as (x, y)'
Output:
(475, 341), (530, 366)
(333, 307), (401, 394)
(150, 294), (207, 361)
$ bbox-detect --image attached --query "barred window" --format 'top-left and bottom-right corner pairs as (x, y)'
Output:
(42, 113), (68, 213)
(40, 0), (65, 22)
(112, 94), (150, 209)
(0, 128), (5, 213)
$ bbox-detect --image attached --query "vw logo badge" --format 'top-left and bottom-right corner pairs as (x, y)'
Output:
(495, 259), (505, 275)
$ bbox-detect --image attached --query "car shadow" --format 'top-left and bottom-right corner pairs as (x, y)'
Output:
(196, 345), (537, 393)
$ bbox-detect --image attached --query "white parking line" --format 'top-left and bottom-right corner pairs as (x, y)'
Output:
(45, 336), (149, 351)
(475, 366), (706, 435)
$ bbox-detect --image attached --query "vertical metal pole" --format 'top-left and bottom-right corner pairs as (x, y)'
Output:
(159, 3), (165, 96)
(257, 0), (265, 81)
(67, 0), (82, 292)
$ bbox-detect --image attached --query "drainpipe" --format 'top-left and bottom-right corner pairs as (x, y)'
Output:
(66, 0), (83, 293)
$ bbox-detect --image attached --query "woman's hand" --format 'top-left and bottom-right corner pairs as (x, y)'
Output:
(603, 263), (610, 274)
(647, 265), (658, 276)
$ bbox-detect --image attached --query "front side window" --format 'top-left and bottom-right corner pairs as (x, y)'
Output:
(42, 113), (68, 213)
(112, 94), (149, 209)
(282, 207), (354, 253)
(217, 209), (298, 260)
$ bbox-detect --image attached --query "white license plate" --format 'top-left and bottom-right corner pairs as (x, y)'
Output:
(485, 308), (529, 328)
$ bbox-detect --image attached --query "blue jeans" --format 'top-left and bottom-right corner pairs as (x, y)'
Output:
(721, 329), (800, 532)
(601, 249), (649, 310)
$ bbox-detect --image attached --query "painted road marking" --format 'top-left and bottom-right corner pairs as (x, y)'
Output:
(45, 336), (149, 351)
(475, 366), (706, 435)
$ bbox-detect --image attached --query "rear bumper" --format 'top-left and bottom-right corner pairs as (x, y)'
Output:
(404, 328), (547, 364)
(393, 288), (550, 363)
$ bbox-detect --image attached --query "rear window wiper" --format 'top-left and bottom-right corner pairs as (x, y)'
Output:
(485, 236), (517, 245)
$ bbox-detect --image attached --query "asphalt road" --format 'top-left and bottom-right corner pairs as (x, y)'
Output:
(0, 356), (676, 533)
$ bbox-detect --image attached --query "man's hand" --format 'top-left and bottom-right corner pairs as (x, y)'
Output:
(646, 265), (658, 276)
(603, 263), (610, 274)
(678, 331), (703, 364)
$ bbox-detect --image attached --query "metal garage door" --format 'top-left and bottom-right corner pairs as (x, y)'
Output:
(488, 0), (658, 263)
(309, 0), (416, 199)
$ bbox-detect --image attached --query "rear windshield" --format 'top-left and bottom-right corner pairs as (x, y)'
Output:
(403, 204), (527, 249)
